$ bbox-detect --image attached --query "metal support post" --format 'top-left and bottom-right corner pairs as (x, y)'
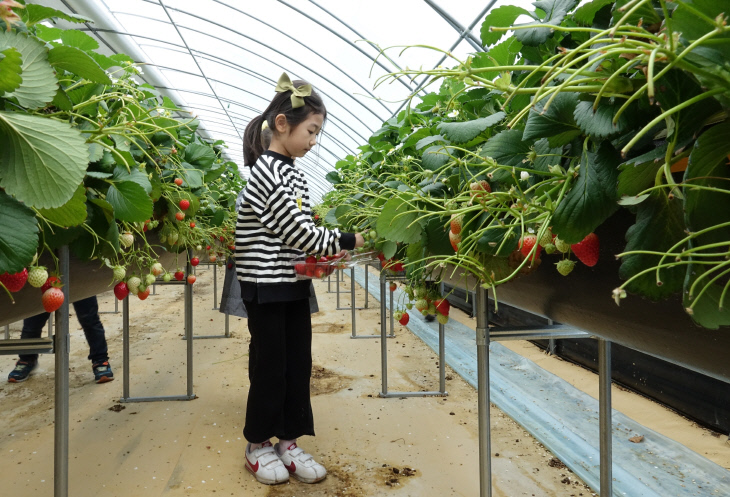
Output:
(54, 245), (70, 497)
(352, 270), (398, 339)
(120, 250), (196, 402)
(476, 286), (492, 497)
(4, 324), (8, 339)
(100, 294), (120, 314)
(212, 263), (218, 310)
(364, 265), (369, 308)
(599, 339), (613, 497)
(379, 270), (448, 398)
(351, 267), (357, 337)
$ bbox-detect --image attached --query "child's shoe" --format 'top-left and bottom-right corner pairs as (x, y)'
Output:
(8, 360), (37, 383)
(276, 442), (327, 483)
(245, 441), (289, 485)
(92, 361), (114, 383)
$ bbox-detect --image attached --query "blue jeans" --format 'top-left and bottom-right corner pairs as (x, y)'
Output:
(19, 296), (109, 364)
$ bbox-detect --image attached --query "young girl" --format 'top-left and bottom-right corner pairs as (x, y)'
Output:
(236, 73), (364, 485)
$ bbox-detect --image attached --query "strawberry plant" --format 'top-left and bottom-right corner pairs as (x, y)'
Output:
(0, 1), (245, 305)
(320, 0), (730, 329)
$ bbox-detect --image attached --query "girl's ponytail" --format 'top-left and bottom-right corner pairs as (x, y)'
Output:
(243, 114), (267, 167)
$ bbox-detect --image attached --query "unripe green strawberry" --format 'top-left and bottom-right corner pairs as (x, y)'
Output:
(437, 313), (449, 325)
(127, 276), (141, 294)
(113, 266), (126, 281)
(27, 266), (48, 288)
(145, 274), (156, 286)
(538, 228), (553, 248)
(151, 263), (163, 276)
(554, 237), (570, 253)
(544, 243), (556, 255)
(414, 286), (427, 299)
(405, 303), (413, 310)
(556, 259), (575, 276)
(168, 230), (179, 244)
(394, 311), (403, 321)
(421, 309), (430, 317)
(415, 298), (428, 311)
(427, 303), (437, 314)
(120, 232), (134, 248)
(162, 272), (172, 282)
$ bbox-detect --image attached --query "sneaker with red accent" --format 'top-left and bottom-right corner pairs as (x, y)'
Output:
(276, 442), (327, 483)
(245, 441), (289, 485)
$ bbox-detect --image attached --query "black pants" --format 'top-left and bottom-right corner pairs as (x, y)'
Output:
(20, 296), (109, 364)
(242, 296), (314, 443)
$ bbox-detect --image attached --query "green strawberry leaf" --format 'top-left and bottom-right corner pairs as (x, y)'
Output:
(574, 99), (632, 139)
(20, 4), (92, 26)
(112, 166), (152, 194)
(0, 30), (57, 109)
(325, 171), (342, 185)
(524, 92), (581, 147)
(684, 121), (730, 247)
(514, 0), (578, 46)
(619, 191), (686, 300)
(437, 112), (506, 143)
(382, 240), (398, 260)
(184, 142), (216, 168)
(106, 181), (153, 223)
(573, 0), (614, 25)
(36, 184), (87, 227)
(0, 111), (89, 209)
(616, 146), (665, 198)
(180, 162), (204, 188)
(683, 259), (730, 330)
(480, 129), (532, 166)
(0, 190), (39, 273)
(551, 141), (621, 243)
(47, 45), (111, 85)
(421, 145), (452, 170)
(415, 134), (445, 150)
(0, 47), (22, 95)
(471, 37), (523, 80)
(424, 216), (453, 256)
(476, 224), (518, 256)
(480, 5), (530, 47)
(376, 194), (423, 244)
(60, 30), (99, 51)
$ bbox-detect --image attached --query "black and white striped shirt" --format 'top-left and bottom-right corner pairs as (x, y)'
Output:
(235, 151), (355, 302)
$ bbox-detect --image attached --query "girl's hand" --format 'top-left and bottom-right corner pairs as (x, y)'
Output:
(338, 249), (352, 262)
(355, 233), (365, 248)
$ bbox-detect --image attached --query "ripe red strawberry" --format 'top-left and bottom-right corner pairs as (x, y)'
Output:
(174, 270), (185, 281)
(314, 266), (326, 279)
(206, 245), (211, 250)
(434, 298), (450, 316)
(571, 233), (599, 267)
(399, 313), (410, 325)
(175, 211), (185, 221)
(179, 199), (190, 210)
(314, 214), (320, 220)
(389, 282), (397, 292)
(187, 274), (196, 284)
(305, 255), (317, 264)
(113, 281), (129, 300)
(377, 253), (385, 262)
(189, 222), (196, 228)
(174, 177), (183, 186)
(41, 275), (60, 293)
(0, 268), (28, 292)
(450, 214), (463, 235)
(138, 287), (151, 300)
(392, 262), (405, 272)
(42, 287), (64, 312)
(209, 254), (217, 263)
(519, 234), (541, 261)
(190, 257), (200, 267)
(219, 235), (225, 242)
(294, 263), (307, 275)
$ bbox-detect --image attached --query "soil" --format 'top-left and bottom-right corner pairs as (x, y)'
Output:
(1, 265), (727, 496)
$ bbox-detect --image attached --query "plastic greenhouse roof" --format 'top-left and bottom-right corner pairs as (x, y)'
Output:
(34, 0), (528, 203)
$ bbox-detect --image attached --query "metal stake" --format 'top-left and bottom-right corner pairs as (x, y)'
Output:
(185, 253), (194, 397)
(476, 286), (492, 497)
(4, 324), (8, 340)
(212, 263), (218, 310)
(54, 245), (70, 497)
(599, 339), (613, 497)
(351, 267), (357, 337)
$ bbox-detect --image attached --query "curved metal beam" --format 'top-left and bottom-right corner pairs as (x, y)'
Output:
(423, 0), (485, 52)
(131, 3), (386, 125)
(84, 26), (374, 144)
(212, 0), (392, 118)
(158, 0), (242, 139)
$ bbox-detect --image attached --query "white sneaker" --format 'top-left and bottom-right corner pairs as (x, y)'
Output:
(276, 442), (327, 483)
(245, 441), (289, 485)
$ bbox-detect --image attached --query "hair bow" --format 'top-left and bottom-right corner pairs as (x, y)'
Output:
(275, 73), (312, 109)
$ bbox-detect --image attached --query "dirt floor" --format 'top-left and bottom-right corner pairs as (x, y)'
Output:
(1, 265), (728, 496)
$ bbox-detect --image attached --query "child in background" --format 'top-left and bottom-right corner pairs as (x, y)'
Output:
(236, 73), (364, 485)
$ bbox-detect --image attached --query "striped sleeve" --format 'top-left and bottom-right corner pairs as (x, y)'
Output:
(248, 159), (348, 256)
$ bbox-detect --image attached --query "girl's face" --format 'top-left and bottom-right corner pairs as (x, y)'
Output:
(272, 112), (324, 159)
